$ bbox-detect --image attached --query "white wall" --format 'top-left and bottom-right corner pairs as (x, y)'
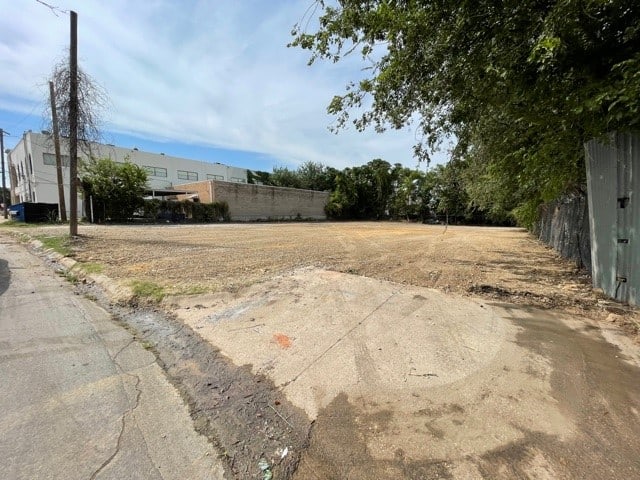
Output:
(8, 131), (248, 218)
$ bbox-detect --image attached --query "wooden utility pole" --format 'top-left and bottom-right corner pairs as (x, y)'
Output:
(0, 129), (6, 219)
(69, 10), (78, 236)
(49, 81), (67, 222)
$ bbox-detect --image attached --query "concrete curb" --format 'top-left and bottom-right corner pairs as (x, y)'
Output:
(12, 231), (136, 305)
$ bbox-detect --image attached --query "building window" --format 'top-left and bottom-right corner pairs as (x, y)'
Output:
(207, 174), (224, 180)
(230, 177), (246, 183)
(143, 166), (168, 177)
(43, 153), (70, 167)
(177, 170), (198, 181)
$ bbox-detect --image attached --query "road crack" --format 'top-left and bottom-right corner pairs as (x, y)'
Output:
(89, 340), (153, 479)
(283, 286), (404, 387)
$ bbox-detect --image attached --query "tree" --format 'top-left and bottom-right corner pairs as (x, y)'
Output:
(81, 158), (147, 222)
(388, 165), (432, 222)
(270, 166), (302, 189)
(297, 161), (338, 191)
(42, 10), (107, 235)
(247, 170), (272, 185)
(247, 167), (333, 189)
(291, 1), (640, 225)
(427, 163), (474, 224)
(45, 59), (107, 154)
(0, 186), (10, 208)
(325, 159), (394, 219)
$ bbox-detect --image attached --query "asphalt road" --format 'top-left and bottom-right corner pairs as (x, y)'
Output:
(0, 234), (225, 480)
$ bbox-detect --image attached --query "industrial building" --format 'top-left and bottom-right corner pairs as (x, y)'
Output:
(6, 131), (329, 222)
(6, 131), (248, 218)
(177, 179), (330, 221)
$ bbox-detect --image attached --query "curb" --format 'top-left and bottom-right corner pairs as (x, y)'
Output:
(14, 231), (136, 304)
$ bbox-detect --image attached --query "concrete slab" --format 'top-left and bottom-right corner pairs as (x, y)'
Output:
(177, 269), (504, 415)
(172, 268), (571, 467)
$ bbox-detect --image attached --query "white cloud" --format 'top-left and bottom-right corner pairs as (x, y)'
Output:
(0, 0), (447, 169)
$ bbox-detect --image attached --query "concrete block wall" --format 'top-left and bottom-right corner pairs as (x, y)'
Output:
(177, 180), (329, 221)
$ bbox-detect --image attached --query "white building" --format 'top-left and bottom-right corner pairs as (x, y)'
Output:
(7, 131), (248, 218)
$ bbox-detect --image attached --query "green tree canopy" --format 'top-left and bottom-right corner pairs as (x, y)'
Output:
(261, 162), (338, 191)
(296, 161), (339, 191)
(81, 158), (147, 222)
(270, 166), (302, 189)
(326, 159), (394, 219)
(247, 170), (272, 185)
(291, 1), (640, 225)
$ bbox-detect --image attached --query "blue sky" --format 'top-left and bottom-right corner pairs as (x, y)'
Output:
(0, 0), (447, 172)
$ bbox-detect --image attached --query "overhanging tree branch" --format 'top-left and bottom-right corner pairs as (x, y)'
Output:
(35, 0), (68, 16)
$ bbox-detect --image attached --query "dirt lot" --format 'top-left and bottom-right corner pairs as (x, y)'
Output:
(24, 222), (608, 311)
(5, 221), (640, 479)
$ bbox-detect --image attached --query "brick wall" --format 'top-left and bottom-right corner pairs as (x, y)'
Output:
(177, 180), (329, 221)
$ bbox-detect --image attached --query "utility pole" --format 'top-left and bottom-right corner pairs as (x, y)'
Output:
(49, 81), (67, 222)
(69, 10), (78, 236)
(1, 129), (6, 219)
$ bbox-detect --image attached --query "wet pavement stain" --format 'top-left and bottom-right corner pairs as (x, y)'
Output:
(499, 304), (640, 479)
(99, 302), (312, 479)
(294, 393), (453, 480)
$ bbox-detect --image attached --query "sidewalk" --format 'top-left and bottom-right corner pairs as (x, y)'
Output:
(0, 233), (225, 480)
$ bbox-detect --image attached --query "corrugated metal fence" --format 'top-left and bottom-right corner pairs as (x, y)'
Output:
(585, 132), (639, 306)
(536, 192), (591, 272)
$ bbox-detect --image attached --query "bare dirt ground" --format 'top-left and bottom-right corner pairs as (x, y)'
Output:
(23, 221), (639, 325)
(18, 223), (595, 302)
(6, 221), (640, 479)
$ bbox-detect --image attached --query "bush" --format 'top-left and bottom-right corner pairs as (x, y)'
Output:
(141, 199), (229, 223)
(143, 199), (161, 221)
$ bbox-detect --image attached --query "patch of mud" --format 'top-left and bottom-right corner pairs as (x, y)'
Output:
(77, 283), (311, 479)
(477, 430), (563, 479)
(468, 284), (566, 308)
(294, 393), (453, 480)
(501, 305), (640, 479)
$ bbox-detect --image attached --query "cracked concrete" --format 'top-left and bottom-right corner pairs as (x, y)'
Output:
(173, 267), (640, 478)
(0, 233), (225, 480)
(90, 341), (148, 480)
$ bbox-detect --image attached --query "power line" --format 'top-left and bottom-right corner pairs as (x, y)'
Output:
(1, 102), (41, 135)
(34, 0), (68, 16)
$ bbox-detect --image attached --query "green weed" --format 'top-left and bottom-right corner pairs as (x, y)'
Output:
(176, 284), (209, 296)
(78, 262), (104, 274)
(0, 220), (35, 228)
(36, 235), (73, 257)
(131, 280), (165, 303)
(58, 270), (78, 284)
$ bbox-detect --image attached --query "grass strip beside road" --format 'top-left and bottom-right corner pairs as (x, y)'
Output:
(35, 234), (73, 257)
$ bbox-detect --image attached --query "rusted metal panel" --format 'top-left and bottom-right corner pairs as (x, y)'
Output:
(585, 133), (639, 305)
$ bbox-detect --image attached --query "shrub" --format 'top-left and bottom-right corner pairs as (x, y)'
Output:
(141, 199), (229, 223)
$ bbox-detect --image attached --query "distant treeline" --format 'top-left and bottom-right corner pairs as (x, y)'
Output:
(248, 160), (514, 225)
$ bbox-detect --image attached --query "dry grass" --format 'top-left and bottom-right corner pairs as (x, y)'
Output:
(23, 222), (595, 310)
